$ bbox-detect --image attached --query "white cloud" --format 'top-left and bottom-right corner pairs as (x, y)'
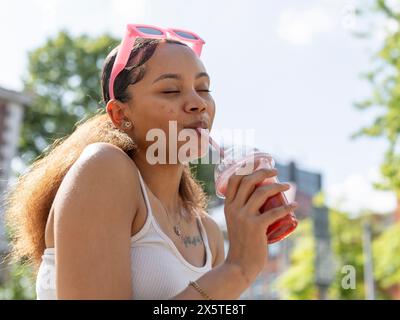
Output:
(326, 167), (396, 217)
(276, 6), (334, 45)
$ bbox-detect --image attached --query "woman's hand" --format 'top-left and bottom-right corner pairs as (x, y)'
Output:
(223, 167), (297, 285)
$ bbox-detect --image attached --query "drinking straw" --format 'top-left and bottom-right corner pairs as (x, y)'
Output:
(196, 128), (225, 159)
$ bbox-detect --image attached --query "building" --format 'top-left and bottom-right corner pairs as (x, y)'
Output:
(0, 86), (31, 282)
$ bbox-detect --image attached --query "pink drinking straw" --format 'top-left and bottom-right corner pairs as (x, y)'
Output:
(196, 128), (225, 159)
(209, 135), (225, 159)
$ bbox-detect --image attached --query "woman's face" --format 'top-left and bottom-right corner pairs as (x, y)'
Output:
(117, 42), (216, 163)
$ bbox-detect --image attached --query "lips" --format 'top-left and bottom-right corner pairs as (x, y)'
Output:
(184, 120), (209, 130)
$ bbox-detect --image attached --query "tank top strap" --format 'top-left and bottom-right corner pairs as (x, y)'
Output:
(195, 214), (212, 265)
(137, 170), (154, 219)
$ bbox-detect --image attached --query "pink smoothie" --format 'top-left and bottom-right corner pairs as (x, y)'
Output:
(215, 153), (298, 244)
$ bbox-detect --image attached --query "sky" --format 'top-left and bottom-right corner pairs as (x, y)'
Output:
(0, 0), (397, 215)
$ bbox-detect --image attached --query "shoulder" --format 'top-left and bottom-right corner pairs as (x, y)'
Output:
(200, 213), (225, 267)
(53, 142), (141, 228)
(81, 142), (136, 168)
(73, 142), (139, 184)
(53, 142), (139, 298)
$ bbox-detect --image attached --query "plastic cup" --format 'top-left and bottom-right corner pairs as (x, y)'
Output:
(214, 146), (298, 244)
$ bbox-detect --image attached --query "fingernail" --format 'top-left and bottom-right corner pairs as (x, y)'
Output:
(291, 201), (298, 207)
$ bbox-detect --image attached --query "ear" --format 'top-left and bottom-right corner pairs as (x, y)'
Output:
(106, 99), (128, 128)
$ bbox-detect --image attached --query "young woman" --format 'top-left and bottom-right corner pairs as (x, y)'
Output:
(5, 32), (297, 299)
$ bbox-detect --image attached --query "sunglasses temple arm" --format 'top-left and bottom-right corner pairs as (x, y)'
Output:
(109, 29), (137, 99)
(191, 43), (203, 57)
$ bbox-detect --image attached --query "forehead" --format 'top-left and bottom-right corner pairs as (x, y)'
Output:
(143, 42), (207, 80)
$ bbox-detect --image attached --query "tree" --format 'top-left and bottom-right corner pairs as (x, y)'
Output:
(0, 261), (36, 300)
(353, 0), (400, 193)
(275, 218), (317, 299)
(327, 210), (365, 300)
(276, 205), (392, 299)
(352, 0), (400, 295)
(20, 30), (119, 165)
(373, 222), (400, 289)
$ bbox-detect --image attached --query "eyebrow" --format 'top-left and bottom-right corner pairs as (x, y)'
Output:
(152, 72), (210, 84)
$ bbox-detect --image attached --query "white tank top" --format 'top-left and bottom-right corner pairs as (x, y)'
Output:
(36, 170), (213, 299)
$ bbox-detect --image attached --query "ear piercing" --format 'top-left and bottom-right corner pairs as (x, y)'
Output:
(123, 121), (133, 129)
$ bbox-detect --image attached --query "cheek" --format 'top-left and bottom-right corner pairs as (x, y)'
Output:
(167, 106), (177, 116)
(156, 103), (178, 118)
(141, 104), (177, 132)
(208, 102), (216, 123)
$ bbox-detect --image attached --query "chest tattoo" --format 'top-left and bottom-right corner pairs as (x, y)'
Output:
(182, 235), (203, 248)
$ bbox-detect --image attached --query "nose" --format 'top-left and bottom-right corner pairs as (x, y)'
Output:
(183, 91), (208, 113)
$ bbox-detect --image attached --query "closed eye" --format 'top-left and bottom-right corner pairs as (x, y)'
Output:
(162, 90), (212, 94)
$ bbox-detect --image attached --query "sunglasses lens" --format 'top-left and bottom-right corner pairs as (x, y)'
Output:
(137, 27), (163, 35)
(173, 30), (198, 40)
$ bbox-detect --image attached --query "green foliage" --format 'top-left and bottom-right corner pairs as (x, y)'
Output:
(373, 222), (400, 288)
(276, 208), (395, 299)
(276, 219), (317, 299)
(190, 161), (216, 200)
(20, 30), (119, 164)
(354, 1), (400, 194)
(328, 210), (365, 299)
(0, 262), (36, 300)
(347, 0), (400, 298)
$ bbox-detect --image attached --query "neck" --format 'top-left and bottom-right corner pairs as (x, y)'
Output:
(133, 151), (184, 214)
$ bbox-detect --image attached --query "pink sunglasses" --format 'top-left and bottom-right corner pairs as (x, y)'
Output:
(108, 24), (206, 100)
